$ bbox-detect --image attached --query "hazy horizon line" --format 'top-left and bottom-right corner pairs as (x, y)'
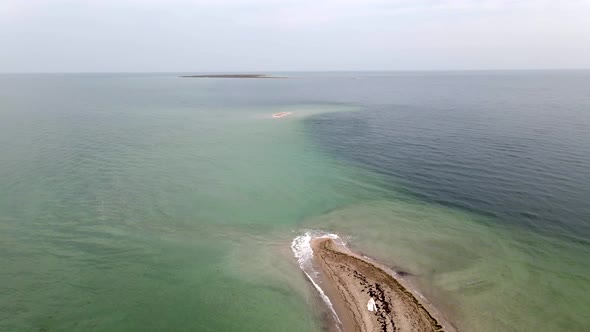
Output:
(1, 68), (590, 75)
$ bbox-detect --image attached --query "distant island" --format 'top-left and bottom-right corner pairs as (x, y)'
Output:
(180, 74), (285, 79)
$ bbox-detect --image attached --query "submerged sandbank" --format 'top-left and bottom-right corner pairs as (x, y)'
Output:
(310, 238), (454, 332)
(272, 112), (292, 118)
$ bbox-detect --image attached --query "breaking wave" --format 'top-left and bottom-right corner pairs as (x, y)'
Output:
(291, 230), (346, 330)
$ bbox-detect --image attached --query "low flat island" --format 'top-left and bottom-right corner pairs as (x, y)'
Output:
(179, 74), (284, 78)
(311, 238), (453, 332)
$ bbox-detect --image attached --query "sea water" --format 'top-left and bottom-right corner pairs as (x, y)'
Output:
(1, 71), (589, 331)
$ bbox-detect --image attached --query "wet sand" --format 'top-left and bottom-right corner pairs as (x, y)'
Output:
(311, 238), (454, 332)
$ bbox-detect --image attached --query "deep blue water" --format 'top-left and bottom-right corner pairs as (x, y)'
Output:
(305, 70), (590, 243)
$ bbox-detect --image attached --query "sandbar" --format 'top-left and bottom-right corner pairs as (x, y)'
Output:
(272, 112), (292, 118)
(311, 238), (454, 332)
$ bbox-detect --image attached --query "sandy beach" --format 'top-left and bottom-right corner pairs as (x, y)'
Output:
(311, 238), (453, 332)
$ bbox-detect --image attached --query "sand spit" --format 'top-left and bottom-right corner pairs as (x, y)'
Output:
(311, 238), (454, 332)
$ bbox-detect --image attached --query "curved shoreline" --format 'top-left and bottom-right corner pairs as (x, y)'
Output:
(310, 238), (455, 332)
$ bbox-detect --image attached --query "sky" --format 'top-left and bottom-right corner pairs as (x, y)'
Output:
(1, 0), (590, 72)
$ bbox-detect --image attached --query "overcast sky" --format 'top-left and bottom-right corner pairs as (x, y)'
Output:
(2, 0), (590, 72)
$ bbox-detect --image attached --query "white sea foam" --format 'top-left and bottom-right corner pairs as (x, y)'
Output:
(291, 230), (345, 330)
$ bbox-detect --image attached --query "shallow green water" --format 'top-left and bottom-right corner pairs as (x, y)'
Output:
(1, 73), (589, 331)
(0, 96), (352, 330)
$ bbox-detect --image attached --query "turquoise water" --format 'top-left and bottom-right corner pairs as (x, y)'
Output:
(1, 72), (589, 331)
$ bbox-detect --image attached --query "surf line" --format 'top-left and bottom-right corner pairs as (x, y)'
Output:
(291, 231), (344, 331)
